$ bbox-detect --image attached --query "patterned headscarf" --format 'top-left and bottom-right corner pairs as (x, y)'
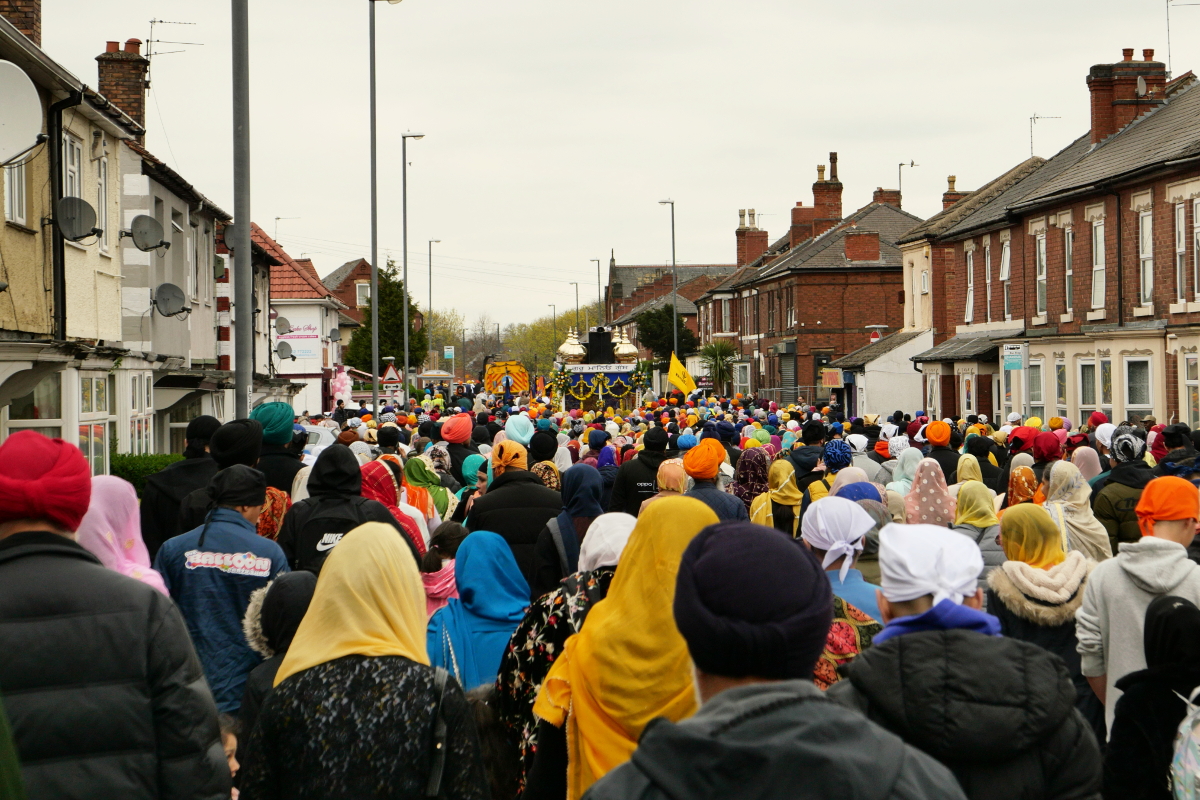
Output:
(1006, 465), (1039, 507)
(1111, 426), (1146, 463)
(823, 439), (853, 472)
(531, 460), (562, 491)
(730, 447), (771, 512)
(904, 458), (956, 527)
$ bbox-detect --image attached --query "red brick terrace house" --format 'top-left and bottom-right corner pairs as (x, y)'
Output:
(610, 271), (730, 362)
(911, 48), (1200, 427)
(694, 153), (923, 403)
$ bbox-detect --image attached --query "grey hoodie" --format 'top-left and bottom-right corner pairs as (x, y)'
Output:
(583, 680), (966, 800)
(1076, 535), (1200, 732)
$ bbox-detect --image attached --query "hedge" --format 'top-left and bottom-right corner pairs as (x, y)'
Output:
(111, 453), (185, 497)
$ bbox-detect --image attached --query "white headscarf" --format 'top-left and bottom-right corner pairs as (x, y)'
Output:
(800, 496), (875, 581)
(553, 446), (574, 473)
(845, 434), (869, 454)
(1094, 422), (1117, 450)
(577, 512), (638, 572)
(879, 523), (983, 606)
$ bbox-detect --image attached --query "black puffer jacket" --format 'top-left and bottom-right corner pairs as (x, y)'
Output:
(0, 531), (230, 799)
(467, 469), (561, 595)
(256, 442), (305, 496)
(828, 628), (1102, 800)
(608, 448), (668, 516)
(139, 453), (218, 557)
(275, 446), (411, 572)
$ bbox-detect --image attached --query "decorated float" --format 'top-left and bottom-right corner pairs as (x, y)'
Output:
(549, 327), (645, 411)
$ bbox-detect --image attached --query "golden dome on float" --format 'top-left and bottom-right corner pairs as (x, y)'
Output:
(558, 328), (587, 363)
(614, 329), (639, 362)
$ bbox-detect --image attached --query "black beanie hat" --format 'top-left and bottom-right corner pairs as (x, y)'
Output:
(674, 522), (833, 680)
(643, 426), (669, 451)
(208, 419), (264, 469)
(377, 426), (401, 448)
(208, 464), (267, 507)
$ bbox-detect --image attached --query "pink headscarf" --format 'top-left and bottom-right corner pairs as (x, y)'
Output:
(423, 560), (458, 617)
(904, 458), (956, 527)
(75, 476), (168, 595)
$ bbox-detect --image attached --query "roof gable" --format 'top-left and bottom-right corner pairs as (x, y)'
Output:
(252, 225), (341, 302)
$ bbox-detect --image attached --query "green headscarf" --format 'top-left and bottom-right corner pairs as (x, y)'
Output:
(250, 401), (296, 445)
(459, 453), (487, 497)
(404, 457), (450, 516)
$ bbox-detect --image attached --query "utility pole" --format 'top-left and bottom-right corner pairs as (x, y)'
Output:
(591, 258), (602, 326)
(232, 0), (252, 417)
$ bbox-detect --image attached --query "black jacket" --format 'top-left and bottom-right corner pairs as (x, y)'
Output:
(0, 531), (230, 799)
(275, 446), (412, 572)
(586, 680), (967, 800)
(828, 628), (1102, 800)
(256, 443), (305, 496)
(926, 446), (960, 485)
(1103, 663), (1200, 800)
(446, 441), (481, 485)
(466, 469), (561, 595)
(608, 449), (668, 516)
(140, 453), (219, 558)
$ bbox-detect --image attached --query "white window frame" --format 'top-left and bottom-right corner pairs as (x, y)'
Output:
(1125, 357), (1153, 416)
(1176, 203), (1188, 302)
(1091, 221), (1106, 309)
(1035, 233), (1048, 315)
(1079, 359), (1096, 410)
(96, 157), (108, 252)
(920, 270), (929, 294)
(4, 161), (26, 226)
(1139, 210), (1154, 306)
(1028, 360), (1045, 422)
(984, 246), (992, 322)
(62, 133), (83, 199)
(721, 299), (730, 332)
(964, 250), (975, 323)
(356, 282), (370, 308)
(999, 241), (1012, 319)
(1187, 355), (1200, 429)
(1194, 200), (1200, 301)
(190, 222), (200, 299)
(1064, 229), (1074, 312)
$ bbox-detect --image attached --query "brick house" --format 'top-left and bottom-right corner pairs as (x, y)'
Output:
(911, 48), (1200, 427)
(323, 259), (373, 324)
(694, 153), (923, 403)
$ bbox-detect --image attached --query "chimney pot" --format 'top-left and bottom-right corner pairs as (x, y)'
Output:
(124, 38), (142, 54)
(748, 208), (757, 229)
(817, 165), (826, 182)
(105, 40), (119, 53)
(98, 38), (150, 142)
(1123, 48), (1134, 61)
(795, 201), (803, 207)
(738, 209), (746, 230)
(829, 151), (839, 182)
(947, 175), (957, 191)
(1143, 48), (1155, 62)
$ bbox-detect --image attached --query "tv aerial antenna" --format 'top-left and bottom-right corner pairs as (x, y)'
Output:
(147, 19), (202, 78)
(1030, 113), (1061, 157)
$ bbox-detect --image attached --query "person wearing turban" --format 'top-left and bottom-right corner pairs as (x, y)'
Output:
(922, 420), (961, 486)
(683, 438), (746, 522)
(251, 402), (306, 497)
(140, 414), (222, 558)
(439, 412), (481, 486)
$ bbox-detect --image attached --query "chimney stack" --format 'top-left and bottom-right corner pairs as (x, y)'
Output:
(872, 187), (903, 209)
(97, 38), (149, 142)
(812, 152), (843, 237)
(0, 0), (39, 45)
(1087, 46), (1166, 144)
(941, 175), (968, 209)
(735, 208), (770, 266)
(790, 201), (816, 248)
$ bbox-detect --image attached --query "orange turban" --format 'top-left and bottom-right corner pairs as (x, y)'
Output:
(683, 437), (724, 480)
(492, 440), (528, 478)
(1136, 476), (1200, 538)
(925, 420), (951, 447)
(441, 413), (472, 444)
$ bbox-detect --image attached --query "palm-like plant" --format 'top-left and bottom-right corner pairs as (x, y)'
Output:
(698, 340), (738, 396)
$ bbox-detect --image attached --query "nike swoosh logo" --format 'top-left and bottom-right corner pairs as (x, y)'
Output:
(315, 540), (340, 552)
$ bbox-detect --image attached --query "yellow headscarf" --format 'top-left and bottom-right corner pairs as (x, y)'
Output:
(533, 497), (719, 799)
(954, 480), (999, 529)
(1000, 503), (1067, 568)
(274, 523), (428, 686)
(750, 460), (804, 535)
(956, 453), (983, 484)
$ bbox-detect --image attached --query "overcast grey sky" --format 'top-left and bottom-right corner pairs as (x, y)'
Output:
(41, 1), (1200, 326)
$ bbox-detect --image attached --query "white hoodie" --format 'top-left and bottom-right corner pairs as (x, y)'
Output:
(1076, 536), (1200, 733)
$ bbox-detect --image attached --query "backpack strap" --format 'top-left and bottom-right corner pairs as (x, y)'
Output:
(425, 667), (450, 797)
(548, 518), (569, 577)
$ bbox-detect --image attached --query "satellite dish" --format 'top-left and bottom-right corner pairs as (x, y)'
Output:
(129, 214), (167, 252)
(276, 341), (294, 360)
(152, 283), (187, 316)
(0, 61), (43, 164)
(328, 328), (342, 342)
(275, 316), (291, 335)
(56, 197), (100, 242)
(1137, 76), (1148, 97)
(222, 224), (239, 251)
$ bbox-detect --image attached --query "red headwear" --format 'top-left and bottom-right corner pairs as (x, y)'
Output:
(0, 431), (92, 532)
(440, 413), (473, 444)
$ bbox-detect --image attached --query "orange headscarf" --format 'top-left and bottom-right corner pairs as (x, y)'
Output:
(925, 420), (951, 447)
(1136, 476), (1200, 538)
(683, 437), (724, 480)
(491, 440), (528, 478)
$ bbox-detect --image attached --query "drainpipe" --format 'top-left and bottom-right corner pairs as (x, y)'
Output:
(1108, 189), (1124, 329)
(48, 90), (83, 341)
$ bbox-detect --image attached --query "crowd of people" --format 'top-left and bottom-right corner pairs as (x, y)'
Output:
(2, 386), (1200, 799)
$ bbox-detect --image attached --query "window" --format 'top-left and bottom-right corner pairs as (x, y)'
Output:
(999, 241), (1012, 318)
(4, 161), (25, 226)
(1056, 361), (1067, 407)
(964, 251), (975, 323)
(1028, 362), (1044, 422)
(1080, 361), (1096, 408)
(1035, 234), (1048, 315)
(984, 246), (992, 322)
(1195, 200), (1200, 300)
(1100, 358), (1113, 420)
(168, 395), (203, 454)
(356, 282), (370, 308)
(1139, 210), (1154, 305)
(129, 372), (155, 455)
(96, 158), (108, 251)
(1004, 367), (1012, 406)
(191, 223), (199, 298)
(721, 299), (730, 332)
(79, 373), (115, 476)
(1177, 203), (1188, 302)
(1092, 221), (1106, 309)
(767, 292), (776, 333)
(62, 134), (83, 198)
(7, 372), (63, 441)
(1188, 356), (1200, 429)
(1126, 358), (1152, 417)
(1064, 229), (1074, 312)
(920, 270), (929, 294)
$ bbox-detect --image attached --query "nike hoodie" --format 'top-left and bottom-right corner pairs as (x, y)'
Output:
(1076, 535), (1200, 732)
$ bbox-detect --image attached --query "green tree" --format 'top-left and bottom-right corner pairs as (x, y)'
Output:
(634, 305), (698, 362)
(344, 259), (428, 379)
(699, 340), (738, 395)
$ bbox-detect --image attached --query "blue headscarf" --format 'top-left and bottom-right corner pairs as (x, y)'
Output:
(426, 531), (529, 688)
(505, 414), (535, 446)
(555, 464), (605, 574)
(459, 454), (487, 498)
(834, 482), (883, 503)
(824, 439), (853, 472)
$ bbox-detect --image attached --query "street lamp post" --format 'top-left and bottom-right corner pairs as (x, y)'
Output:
(659, 199), (677, 358)
(399, 131), (424, 409)
(548, 304), (556, 365)
(232, 0), (252, 417)
(428, 238), (440, 365)
(569, 282), (580, 330)
(591, 258), (602, 324)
